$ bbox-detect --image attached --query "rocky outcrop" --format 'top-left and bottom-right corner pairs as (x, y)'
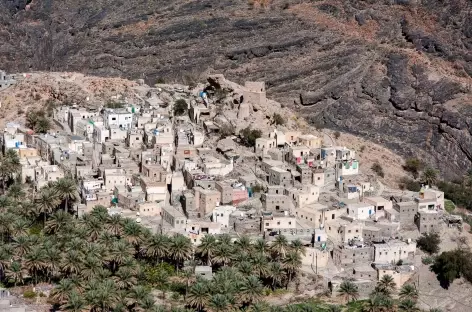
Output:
(0, 0), (471, 177)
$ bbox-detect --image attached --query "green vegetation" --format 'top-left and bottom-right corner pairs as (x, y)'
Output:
(174, 99), (188, 116)
(371, 162), (384, 178)
(273, 113), (285, 126)
(444, 200), (455, 213)
(240, 126), (262, 147)
(403, 158), (424, 179)
(105, 101), (125, 109)
(26, 109), (51, 133)
(421, 167), (439, 187)
(333, 131), (341, 140)
(417, 232), (441, 255)
(0, 149), (21, 191)
(438, 179), (472, 210)
(0, 171), (309, 312)
(399, 177), (421, 192)
(431, 248), (472, 289)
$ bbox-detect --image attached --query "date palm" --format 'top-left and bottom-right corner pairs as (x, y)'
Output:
(128, 285), (152, 307)
(11, 235), (32, 259)
(290, 239), (307, 256)
(86, 278), (119, 312)
(144, 233), (170, 263)
(122, 219), (144, 247)
(106, 214), (124, 236)
(50, 279), (75, 304)
(81, 214), (103, 241)
(254, 238), (269, 255)
(338, 280), (359, 303)
(7, 183), (25, 202)
(11, 218), (30, 237)
(0, 213), (14, 242)
(234, 235), (253, 253)
(187, 283), (210, 311)
(5, 261), (27, 287)
(113, 267), (138, 290)
(61, 290), (88, 312)
(60, 250), (83, 276)
(399, 299), (420, 312)
(268, 262), (285, 290)
(240, 275), (264, 305)
(81, 256), (102, 281)
(377, 274), (396, 296)
(170, 234), (192, 272)
(236, 261), (253, 276)
(399, 284), (418, 301)
(45, 210), (72, 234)
(270, 235), (289, 259)
(54, 178), (79, 212)
(213, 242), (233, 267)
(108, 240), (134, 273)
(208, 294), (230, 312)
(251, 253), (269, 278)
(24, 245), (47, 285)
(0, 149), (21, 191)
(197, 234), (218, 266)
(35, 187), (60, 226)
(421, 168), (438, 187)
(283, 251), (302, 288)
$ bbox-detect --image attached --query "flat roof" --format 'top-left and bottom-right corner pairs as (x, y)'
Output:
(162, 206), (186, 218)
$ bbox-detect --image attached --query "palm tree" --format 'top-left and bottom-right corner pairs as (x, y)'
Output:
(254, 238), (268, 255)
(399, 284), (418, 301)
(270, 235), (289, 259)
(377, 274), (396, 295)
(170, 234), (192, 272)
(24, 245), (47, 285)
(108, 240), (134, 273)
(60, 250), (83, 276)
(45, 210), (72, 234)
(11, 218), (30, 237)
(240, 275), (264, 305)
(81, 256), (103, 281)
(213, 242), (233, 267)
(106, 214), (124, 236)
(35, 187), (60, 226)
(429, 309), (442, 312)
(234, 235), (253, 253)
(399, 299), (420, 312)
(251, 253), (269, 278)
(128, 285), (152, 307)
(421, 168), (438, 187)
(50, 279), (75, 305)
(60, 290), (88, 312)
(7, 184), (25, 202)
(268, 262), (285, 290)
(236, 261), (253, 276)
(122, 219), (144, 247)
(54, 178), (78, 212)
(0, 150), (21, 191)
(249, 302), (271, 312)
(113, 267), (138, 290)
(5, 261), (27, 287)
(326, 304), (342, 312)
(197, 234), (218, 266)
(290, 239), (307, 256)
(11, 235), (32, 259)
(81, 214), (103, 241)
(208, 294), (230, 312)
(90, 205), (110, 223)
(86, 279), (119, 312)
(338, 280), (359, 303)
(144, 234), (170, 263)
(0, 213), (13, 242)
(282, 251), (302, 288)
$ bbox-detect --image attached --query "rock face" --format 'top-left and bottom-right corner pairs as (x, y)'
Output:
(0, 0), (472, 177)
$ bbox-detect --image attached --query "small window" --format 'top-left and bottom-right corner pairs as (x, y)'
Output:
(265, 223), (269, 226)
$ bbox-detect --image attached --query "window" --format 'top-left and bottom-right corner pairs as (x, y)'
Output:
(136, 137), (139, 140)
(348, 230), (351, 233)
(332, 214), (335, 219)
(265, 223), (269, 226)
(356, 229), (359, 233)
(379, 252), (382, 255)
(277, 222), (280, 225)
(112, 117), (116, 121)
(288, 222), (291, 225)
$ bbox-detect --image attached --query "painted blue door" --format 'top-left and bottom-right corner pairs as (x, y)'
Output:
(369, 209), (372, 215)
(317, 236), (321, 242)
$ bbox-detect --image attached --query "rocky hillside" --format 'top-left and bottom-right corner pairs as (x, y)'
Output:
(0, 0), (471, 177)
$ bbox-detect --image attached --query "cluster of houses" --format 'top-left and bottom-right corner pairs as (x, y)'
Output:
(0, 75), (447, 291)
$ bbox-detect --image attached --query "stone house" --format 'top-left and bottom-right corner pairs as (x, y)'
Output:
(415, 211), (440, 234)
(298, 134), (322, 149)
(373, 240), (416, 264)
(333, 244), (374, 267)
(268, 167), (292, 187)
(161, 206), (187, 229)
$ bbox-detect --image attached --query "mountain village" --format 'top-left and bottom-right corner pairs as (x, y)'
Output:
(0, 71), (462, 311)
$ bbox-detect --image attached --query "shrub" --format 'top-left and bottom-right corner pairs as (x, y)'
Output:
(417, 232), (441, 255)
(422, 256), (434, 265)
(240, 127), (262, 147)
(371, 162), (384, 178)
(251, 184), (263, 193)
(156, 77), (166, 84)
(173, 99), (188, 116)
(359, 145), (366, 153)
(399, 177), (421, 192)
(273, 113), (285, 126)
(333, 131), (341, 139)
(105, 101), (125, 109)
(403, 158), (424, 178)
(23, 289), (36, 299)
(219, 124), (235, 139)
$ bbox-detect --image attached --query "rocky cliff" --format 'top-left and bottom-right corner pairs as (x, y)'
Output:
(0, 0), (471, 177)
